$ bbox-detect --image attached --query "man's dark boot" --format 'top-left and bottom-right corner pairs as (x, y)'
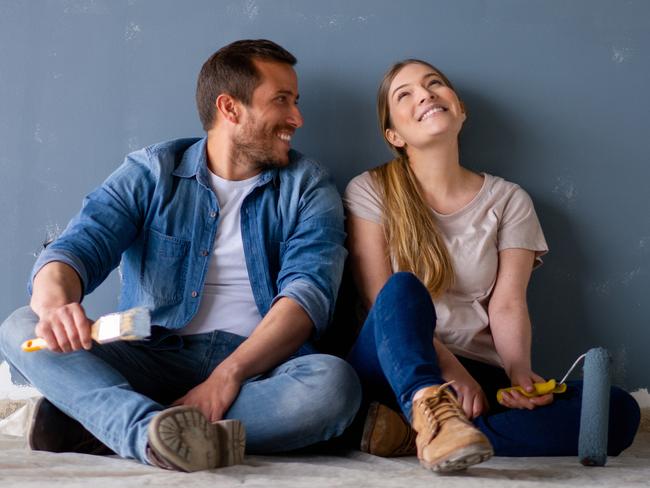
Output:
(28, 397), (114, 455)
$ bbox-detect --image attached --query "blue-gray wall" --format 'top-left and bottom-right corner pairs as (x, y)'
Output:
(1, 0), (648, 390)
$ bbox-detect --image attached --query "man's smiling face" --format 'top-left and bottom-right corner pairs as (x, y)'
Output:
(232, 59), (304, 169)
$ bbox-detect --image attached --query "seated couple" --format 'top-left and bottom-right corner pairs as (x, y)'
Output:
(0, 39), (640, 473)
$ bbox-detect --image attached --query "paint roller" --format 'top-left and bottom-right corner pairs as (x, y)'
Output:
(497, 347), (612, 466)
(578, 347), (611, 466)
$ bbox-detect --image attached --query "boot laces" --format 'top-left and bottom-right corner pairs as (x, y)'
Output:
(416, 381), (468, 444)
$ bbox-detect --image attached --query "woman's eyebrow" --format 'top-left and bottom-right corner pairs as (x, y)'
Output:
(391, 72), (441, 97)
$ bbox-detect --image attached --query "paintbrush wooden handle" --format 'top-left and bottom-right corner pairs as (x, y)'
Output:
(20, 337), (49, 352)
(20, 323), (98, 352)
(20, 322), (97, 352)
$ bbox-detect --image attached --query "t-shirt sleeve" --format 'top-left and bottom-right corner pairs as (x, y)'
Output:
(497, 186), (549, 267)
(343, 172), (383, 225)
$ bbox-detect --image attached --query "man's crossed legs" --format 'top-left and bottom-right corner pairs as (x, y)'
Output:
(0, 306), (361, 471)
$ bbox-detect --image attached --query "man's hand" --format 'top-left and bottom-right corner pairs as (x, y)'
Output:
(499, 368), (554, 410)
(173, 366), (242, 423)
(35, 303), (93, 353)
(172, 297), (311, 422)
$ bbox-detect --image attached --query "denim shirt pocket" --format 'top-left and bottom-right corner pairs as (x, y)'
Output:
(140, 228), (190, 304)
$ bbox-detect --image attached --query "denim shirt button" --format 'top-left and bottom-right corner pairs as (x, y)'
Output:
(191, 291), (198, 298)
(209, 211), (217, 218)
(200, 250), (209, 256)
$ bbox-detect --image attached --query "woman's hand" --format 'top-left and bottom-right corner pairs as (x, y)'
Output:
(433, 338), (488, 419)
(499, 368), (554, 410)
(445, 371), (489, 420)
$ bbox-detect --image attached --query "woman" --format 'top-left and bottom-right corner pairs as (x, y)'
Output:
(343, 59), (639, 473)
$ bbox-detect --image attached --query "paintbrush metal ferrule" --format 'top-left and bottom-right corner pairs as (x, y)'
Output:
(97, 307), (151, 342)
(93, 313), (124, 343)
(93, 307), (151, 343)
(92, 307), (151, 343)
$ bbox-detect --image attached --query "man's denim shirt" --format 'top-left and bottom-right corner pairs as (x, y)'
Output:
(29, 138), (347, 341)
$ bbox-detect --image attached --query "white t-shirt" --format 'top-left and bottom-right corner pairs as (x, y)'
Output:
(179, 171), (262, 336)
(343, 171), (549, 367)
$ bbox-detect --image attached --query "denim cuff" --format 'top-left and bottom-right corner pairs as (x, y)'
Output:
(28, 249), (89, 297)
(272, 279), (329, 339)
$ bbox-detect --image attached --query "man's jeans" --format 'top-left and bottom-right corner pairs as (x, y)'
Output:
(0, 307), (361, 464)
(347, 272), (640, 457)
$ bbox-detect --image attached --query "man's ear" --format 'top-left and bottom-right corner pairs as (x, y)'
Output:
(385, 128), (405, 148)
(215, 94), (240, 124)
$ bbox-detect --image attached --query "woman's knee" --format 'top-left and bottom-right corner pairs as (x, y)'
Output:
(378, 272), (428, 302)
(374, 272), (436, 320)
(608, 386), (641, 455)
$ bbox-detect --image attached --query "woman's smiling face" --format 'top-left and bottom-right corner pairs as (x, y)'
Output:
(385, 62), (466, 152)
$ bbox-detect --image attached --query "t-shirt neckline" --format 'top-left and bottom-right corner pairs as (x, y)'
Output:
(430, 172), (490, 219)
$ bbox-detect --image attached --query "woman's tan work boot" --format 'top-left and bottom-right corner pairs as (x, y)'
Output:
(411, 382), (493, 472)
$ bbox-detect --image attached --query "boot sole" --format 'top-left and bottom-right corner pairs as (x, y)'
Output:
(215, 418), (246, 466)
(148, 406), (246, 472)
(421, 444), (494, 473)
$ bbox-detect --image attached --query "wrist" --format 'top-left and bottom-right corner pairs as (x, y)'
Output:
(30, 301), (61, 320)
(505, 362), (531, 379)
(30, 300), (76, 320)
(441, 361), (474, 384)
(211, 359), (246, 384)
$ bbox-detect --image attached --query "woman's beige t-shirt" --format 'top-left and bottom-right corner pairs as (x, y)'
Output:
(343, 171), (549, 367)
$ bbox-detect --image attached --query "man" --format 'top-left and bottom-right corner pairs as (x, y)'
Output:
(0, 39), (360, 472)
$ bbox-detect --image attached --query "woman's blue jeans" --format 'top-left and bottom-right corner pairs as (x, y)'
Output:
(347, 272), (640, 456)
(0, 306), (361, 464)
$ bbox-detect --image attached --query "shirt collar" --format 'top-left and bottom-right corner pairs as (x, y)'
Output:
(172, 137), (207, 179)
(172, 136), (281, 188)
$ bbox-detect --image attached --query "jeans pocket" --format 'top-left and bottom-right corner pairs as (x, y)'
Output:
(140, 228), (190, 303)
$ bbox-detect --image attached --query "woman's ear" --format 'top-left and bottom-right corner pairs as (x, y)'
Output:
(457, 100), (468, 125)
(385, 128), (406, 148)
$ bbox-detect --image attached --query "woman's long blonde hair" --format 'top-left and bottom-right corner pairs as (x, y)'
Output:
(371, 59), (456, 297)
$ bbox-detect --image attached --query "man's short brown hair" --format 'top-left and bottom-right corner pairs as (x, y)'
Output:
(196, 39), (297, 131)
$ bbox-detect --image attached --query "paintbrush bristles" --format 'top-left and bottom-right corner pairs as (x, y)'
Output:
(91, 307), (151, 343)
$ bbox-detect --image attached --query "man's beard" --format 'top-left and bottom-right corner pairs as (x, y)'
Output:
(232, 118), (290, 171)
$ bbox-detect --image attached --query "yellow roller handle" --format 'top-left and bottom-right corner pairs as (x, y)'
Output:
(496, 379), (567, 404)
(21, 337), (49, 352)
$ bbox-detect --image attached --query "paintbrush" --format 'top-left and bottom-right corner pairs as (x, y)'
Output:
(20, 307), (151, 352)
